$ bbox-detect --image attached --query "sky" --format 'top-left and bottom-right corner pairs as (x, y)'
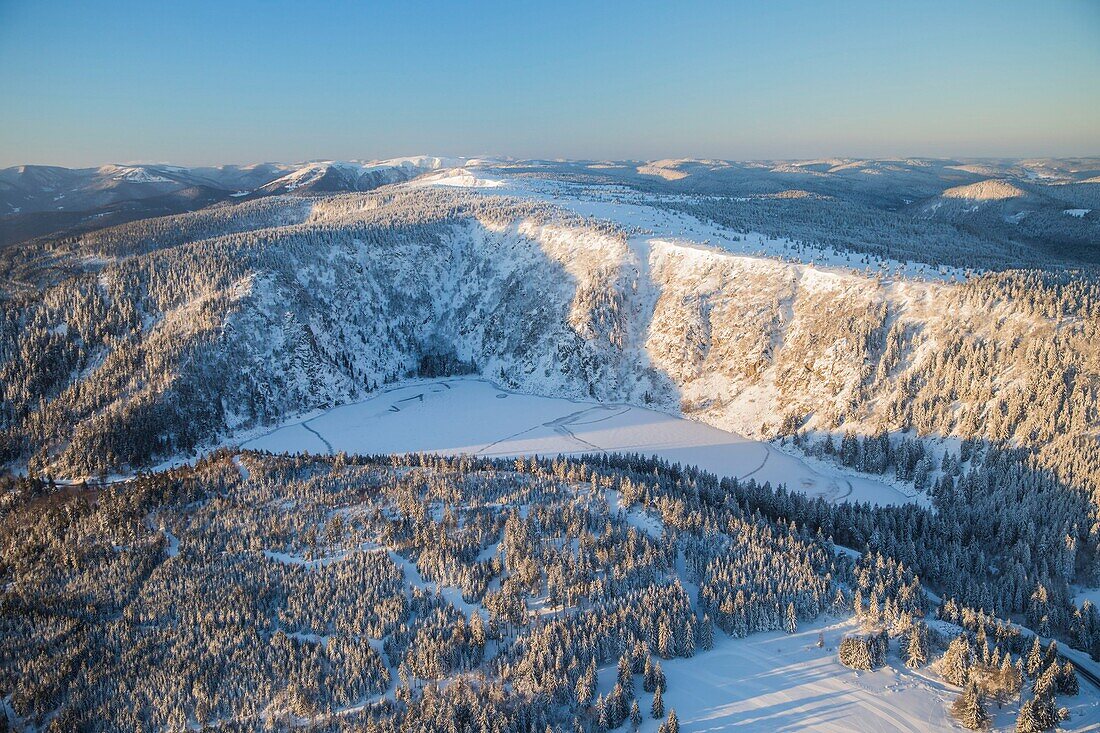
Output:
(0, 0), (1098, 167)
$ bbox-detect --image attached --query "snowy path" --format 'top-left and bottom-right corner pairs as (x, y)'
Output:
(300, 419), (335, 454)
(232, 454), (250, 481)
(143, 511), (180, 558)
(623, 602), (1100, 732)
(635, 619), (955, 732)
(385, 548), (484, 618)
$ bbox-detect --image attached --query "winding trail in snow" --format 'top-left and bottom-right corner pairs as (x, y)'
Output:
(300, 418), (335, 454)
(567, 405), (632, 426)
(736, 445), (771, 480)
(475, 424), (543, 456)
(543, 407), (618, 453)
(477, 404), (626, 456)
(733, 443), (853, 503)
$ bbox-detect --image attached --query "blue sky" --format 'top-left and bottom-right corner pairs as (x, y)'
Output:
(1, 0), (1098, 166)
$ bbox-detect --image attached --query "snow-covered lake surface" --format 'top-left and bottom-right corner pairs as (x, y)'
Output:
(240, 378), (914, 506)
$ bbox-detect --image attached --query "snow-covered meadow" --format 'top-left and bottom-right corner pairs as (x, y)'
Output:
(612, 618), (1100, 732)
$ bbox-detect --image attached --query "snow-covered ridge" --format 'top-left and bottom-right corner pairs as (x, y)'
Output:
(406, 167), (506, 189)
(256, 156), (498, 193)
(95, 164), (174, 184)
(941, 179), (1027, 201)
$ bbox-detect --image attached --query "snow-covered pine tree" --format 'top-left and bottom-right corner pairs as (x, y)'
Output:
(905, 622), (928, 669)
(699, 614), (714, 651)
(941, 635), (973, 687)
(950, 681), (989, 730)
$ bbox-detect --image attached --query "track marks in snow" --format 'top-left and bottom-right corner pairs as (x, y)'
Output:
(541, 406), (624, 453)
(735, 443), (771, 480)
(478, 405), (633, 456)
(300, 419), (335, 454)
(386, 548), (484, 618)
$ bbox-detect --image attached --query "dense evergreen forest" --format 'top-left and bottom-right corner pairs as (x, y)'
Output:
(0, 450), (1094, 731)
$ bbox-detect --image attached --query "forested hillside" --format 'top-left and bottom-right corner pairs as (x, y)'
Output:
(2, 450), (1095, 731)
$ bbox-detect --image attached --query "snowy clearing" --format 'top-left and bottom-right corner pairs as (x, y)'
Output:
(1075, 586), (1100, 609)
(240, 378), (913, 506)
(621, 618), (1100, 732)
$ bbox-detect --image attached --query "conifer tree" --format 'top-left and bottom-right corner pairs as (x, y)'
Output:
(1057, 661), (1079, 696)
(643, 656), (656, 693)
(618, 653), (634, 694)
(951, 681), (989, 730)
(942, 635), (973, 687)
(1026, 637), (1044, 679)
(785, 602), (798, 634)
(699, 614), (714, 651)
(905, 623), (927, 669)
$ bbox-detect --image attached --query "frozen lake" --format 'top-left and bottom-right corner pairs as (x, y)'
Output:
(240, 378), (913, 506)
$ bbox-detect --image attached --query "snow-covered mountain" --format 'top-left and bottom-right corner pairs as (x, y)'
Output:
(0, 162), (238, 214)
(0, 157), (486, 247)
(2, 164), (1097, 489)
(252, 157), (483, 195)
(941, 179), (1029, 201)
(5, 156), (1097, 258)
(4, 157), (1100, 733)
(0, 157), (487, 215)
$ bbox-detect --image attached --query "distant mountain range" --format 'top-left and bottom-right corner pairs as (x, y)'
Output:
(3, 156), (1097, 254)
(0, 157), (483, 247)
